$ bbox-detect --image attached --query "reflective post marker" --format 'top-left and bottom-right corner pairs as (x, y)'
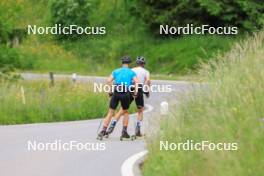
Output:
(160, 101), (169, 115)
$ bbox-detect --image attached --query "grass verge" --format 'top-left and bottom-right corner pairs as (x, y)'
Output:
(143, 32), (264, 176)
(0, 80), (135, 125)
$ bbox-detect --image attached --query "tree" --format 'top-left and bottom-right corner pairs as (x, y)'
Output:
(132, 0), (264, 34)
(0, 1), (22, 44)
(50, 0), (92, 39)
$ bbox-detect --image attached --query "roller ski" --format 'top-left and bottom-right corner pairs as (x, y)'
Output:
(136, 126), (142, 137)
(132, 125), (145, 140)
(97, 130), (107, 140)
(120, 130), (132, 141)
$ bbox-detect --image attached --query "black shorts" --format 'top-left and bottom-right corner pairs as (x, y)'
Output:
(130, 88), (144, 109)
(110, 92), (131, 110)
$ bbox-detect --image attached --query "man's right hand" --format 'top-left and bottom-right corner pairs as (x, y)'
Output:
(145, 92), (150, 98)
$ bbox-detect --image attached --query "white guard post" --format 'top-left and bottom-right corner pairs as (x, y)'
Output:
(72, 73), (77, 83)
(160, 101), (169, 115)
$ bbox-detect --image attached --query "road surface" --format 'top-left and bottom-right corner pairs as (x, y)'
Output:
(0, 73), (198, 176)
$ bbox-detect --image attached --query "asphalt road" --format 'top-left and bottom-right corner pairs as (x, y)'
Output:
(0, 73), (197, 176)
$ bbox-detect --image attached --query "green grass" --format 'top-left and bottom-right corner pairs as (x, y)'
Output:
(61, 34), (237, 75)
(143, 32), (264, 176)
(0, 80), (137, 125)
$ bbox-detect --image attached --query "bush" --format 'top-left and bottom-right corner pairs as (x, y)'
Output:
(0, 45), (21, 68)
(0, 1), (22, 43)
(133, 0), (264, 34)
(0, 45), (35, 70)
(50, 0), (92, 39)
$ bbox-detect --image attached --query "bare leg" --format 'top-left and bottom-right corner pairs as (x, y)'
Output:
(113, 108), (125, 121)
(102, 109), (115, 129)
(136, 107), (144, 136)
(121, 110), (131, 138)
(122, 110), (129, 127)
(106, 108), (125, 135)
(98, 109), (115, 138)
(137, 107), (144, 121)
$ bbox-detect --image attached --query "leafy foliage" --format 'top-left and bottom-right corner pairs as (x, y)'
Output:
(0, 46), (21, 68)
(0, 46), (21, 81)
(0, 45), (34, 74)
(50, 0), (92, 39)
(133, 0), (264, 33)
(0, 1), (22, 43)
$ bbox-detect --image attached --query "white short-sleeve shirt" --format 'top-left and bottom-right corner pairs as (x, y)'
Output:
(132, 67), (150, 84)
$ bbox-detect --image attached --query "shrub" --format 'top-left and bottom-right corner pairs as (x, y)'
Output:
(133, 0), (264, 34)
(0, 1), (22, 43)
(0, 45), (21, 68)
(50, 0), (92, 39)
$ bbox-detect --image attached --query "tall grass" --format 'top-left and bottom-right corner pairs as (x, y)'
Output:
(0, 80), (109, 124)
(143, 31), (264, 176)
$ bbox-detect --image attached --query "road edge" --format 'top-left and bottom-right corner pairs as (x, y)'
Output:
(121, 103), (153, 176)
(121, 150), (149, 176)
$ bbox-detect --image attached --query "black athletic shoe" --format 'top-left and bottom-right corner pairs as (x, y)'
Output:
(135, 127), (142, 137)
(121, 131), (130, 139)
(98, 130), (106, 137)
(97, 130), (106, 140)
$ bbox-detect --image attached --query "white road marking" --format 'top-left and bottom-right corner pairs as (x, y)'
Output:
(143, 104), (154, 114)
(121, 104), (153, 176)
(121, 150), (148, 176)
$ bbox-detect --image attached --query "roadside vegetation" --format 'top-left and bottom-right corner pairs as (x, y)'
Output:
(0, 0), (263, 126)
(143, 31), (264, 176)
(0, 0), (244, 76)
(0, 80), (109, 124)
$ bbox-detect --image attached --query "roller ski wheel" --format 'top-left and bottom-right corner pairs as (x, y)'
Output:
(136, 134), (145, 139)
(97, 135), (103, 140)
(131, 135), (136, 141)
(97, 131), (106, 140)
